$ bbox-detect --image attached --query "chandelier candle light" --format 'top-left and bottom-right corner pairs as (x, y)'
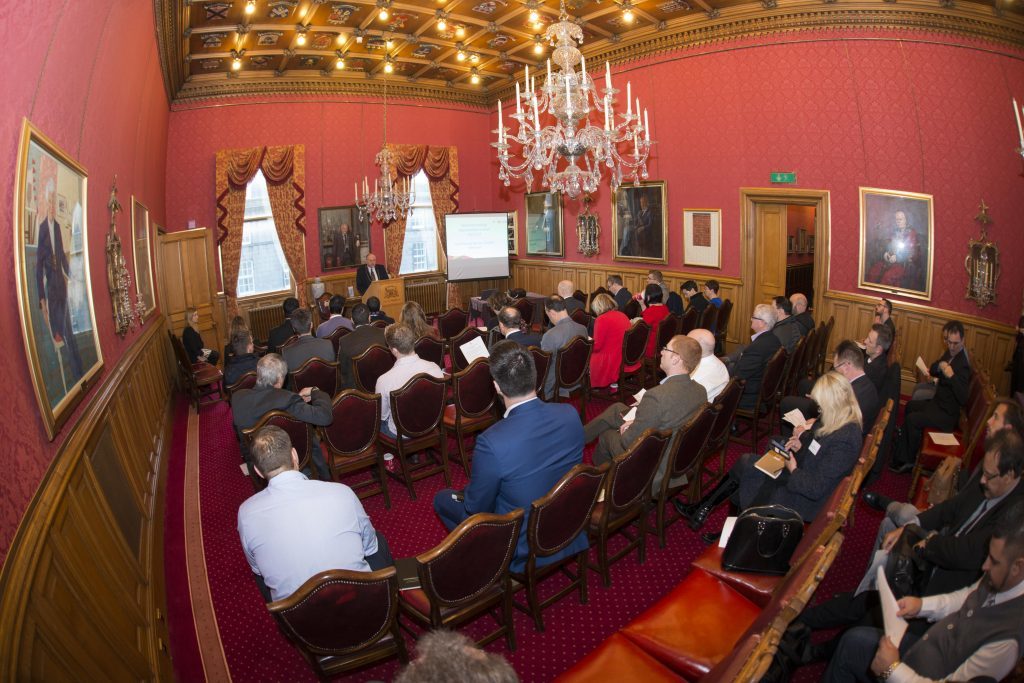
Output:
(494, 1), (653, 199)
(355, 78), (413, 223)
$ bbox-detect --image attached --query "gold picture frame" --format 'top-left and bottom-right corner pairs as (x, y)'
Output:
(858, 187), (934, 301)
(131, 197), (156, 317)
(682, 208), (722, 268)
(14, 119), (104, 440)
(524, 191), (563, 257)
(507, 210), (518, 255)
(613, 181), (668, 264)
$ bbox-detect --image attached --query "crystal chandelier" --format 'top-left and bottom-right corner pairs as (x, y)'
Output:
(493, 2), (653, 199)
(355, 78), (412, 223)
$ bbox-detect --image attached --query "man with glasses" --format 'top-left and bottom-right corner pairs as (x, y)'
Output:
(582, 335), (706, 492)
(891, 320), (971, 474)
(725, 303), (781, 411)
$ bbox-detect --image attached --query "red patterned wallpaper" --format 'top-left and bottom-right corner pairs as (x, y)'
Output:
(0, 0), (168, 561)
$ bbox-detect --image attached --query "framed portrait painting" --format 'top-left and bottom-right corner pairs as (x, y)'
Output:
(682, 208), (721, 268)
(318, 205), (369, 271)
(524, 191), (563, 257)
(131, 197), (156, 317)
(14, 119), (104, 440)
(507, 210), (518, 255)
(613, 181), (667, 264)
(858, 187), (934, 300)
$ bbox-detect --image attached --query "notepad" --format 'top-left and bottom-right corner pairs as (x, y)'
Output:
(460, 336), (490, 363)
(877, 566), (909, 645)
(928, 432), (960, 446)
(783, 408), (809, 428)
(916, 356), (931, 377)
(755, 449), (788, 479)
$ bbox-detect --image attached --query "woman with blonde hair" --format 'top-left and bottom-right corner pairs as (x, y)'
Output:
(182, 308), (220, 365)
(680, 371), (862, 532)
(401, 301), (439, 340)
(589, 293), (635, 390)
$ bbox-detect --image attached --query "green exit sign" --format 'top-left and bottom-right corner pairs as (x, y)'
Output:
(770, 172), (797, 184)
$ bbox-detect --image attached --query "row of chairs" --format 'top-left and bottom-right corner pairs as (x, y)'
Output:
(168, 331), (225, 410)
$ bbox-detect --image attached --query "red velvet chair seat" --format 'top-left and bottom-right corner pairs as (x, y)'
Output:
(619, 569), (760, 679)
(689, 545), (780, 608)
(555, 633), (688, 682)
(400, 584), (506, 622)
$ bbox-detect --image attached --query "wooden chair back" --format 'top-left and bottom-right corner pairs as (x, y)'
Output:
(414, 335), (445, 368)
(680, 306), (700, 335)
(290, 357), (339, 397)
(451, 327), (485, 373)
(529, 346), (552, 397)
(351, 344), (395, 394)
(437, 307), (469, 340)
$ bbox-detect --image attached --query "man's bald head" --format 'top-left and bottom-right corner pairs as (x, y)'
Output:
(557, 280), (574, 298)
(790, 293), (808, 314)
(687, 328), (716, 357)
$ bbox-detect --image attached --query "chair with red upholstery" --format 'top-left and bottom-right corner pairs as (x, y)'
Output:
(290, 357), (339, 397)
(314, 293), (332, 322)
(619, 319), (650, 393)
(326, 325), (351, 359)
(529, 346), (552, 398)
(400, 510), (524, 650)
(225, 370), (257, 400)
(780, 333), (811, 398)
(442, 358), (498, 475)
(702, 377), (745, 484)
(280, 334), (301, 351)
(798, 324), (820, 381)
(814, 316), (835, 378)
(450, 327), (486, 373)
(699, 303), (718, 333)
(413, 335), (445, 369)
(371, 320), (388, 329)
(319, 389), (389, 508)
(587, 429), (671, 587)
(513, 298), (535, 329)
(436, 307), (469, 341)
(378, 373), (450, 500)
(651, 404), (716, 548)
(351, 344), (396, 394)
(511, 464), (605, 632)
(242, 410), (314, 492)
(679, 306), (699, 335)
(622, 298), (641, 320)
(267, 567), (408, 679)
(730, 347), (788, 450)
(554, 633), (681, 682)
(553, 336), (593, 419)
(586, 287), (608, 314)
(644, 314), (680, 385)
(713, 299), (733, 355)
(570, 308), (592, 329)
(169, 331), (225, 410)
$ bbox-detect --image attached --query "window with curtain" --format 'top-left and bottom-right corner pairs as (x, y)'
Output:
(237, 170), (291, 297)
(399, 170), (440, 275)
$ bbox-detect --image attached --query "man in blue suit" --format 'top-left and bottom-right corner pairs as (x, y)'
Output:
(433, 340), (587, 572)
(36, 180), (83, 379)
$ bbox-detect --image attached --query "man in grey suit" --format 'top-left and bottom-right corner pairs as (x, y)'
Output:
(584, 335), (707, 492)
(231, 354), (333, 479)
(771, 296), (802, 353)
(282, 308), (334, 373)
(337, 304), (387, 389)
(540, 295), (589, 400)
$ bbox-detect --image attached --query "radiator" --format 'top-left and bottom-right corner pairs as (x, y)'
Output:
(405, 277), (447, 315)
(248, 305), (285, 344)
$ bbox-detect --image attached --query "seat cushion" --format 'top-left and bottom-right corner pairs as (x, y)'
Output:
(399, 583), (505, 623)
(442, 405), (494, 429)
(620, 569), (760, 679)
(690, 545), (778, 608)
(555, 633), (688, 682)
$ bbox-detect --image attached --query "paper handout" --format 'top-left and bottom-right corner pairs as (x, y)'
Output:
(460, 336), (490, 363)
(622, 406), (638, 422)
(928, 432), (960, 446)
(877, 566), (909, 646)
(783, 408), (809, 428)
(915, 356), (931, 377)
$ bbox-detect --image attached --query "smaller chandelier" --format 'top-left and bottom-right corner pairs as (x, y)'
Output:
(355, 76), (412, 223)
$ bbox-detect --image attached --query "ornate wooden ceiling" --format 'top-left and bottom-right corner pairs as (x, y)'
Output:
(156, 0), (1024, 106)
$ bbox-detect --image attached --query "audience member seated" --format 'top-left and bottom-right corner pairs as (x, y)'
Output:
(681, 279), (709, 314)
(557, 280), (584, 316)
(337, 304), (387, 390)
(367, 296), (395, 325)
(790, 292), (814, 336)
(724, 302), (782, 411)
(540, 295), (589, 400)
(507, 287), (527, 300)
(781, 340), (879, 438)
(223, 315), (248, 363)
(497, 306), (541, 348)
(393, 617), (519, 683)
(356, 252), (389, 295)
(485, 291), (513, 331)
(433, 341), (586, 572)
(793, 430), (1024, 669)
(401, 300), (439, 340)
(822, 501), (1024, 683)
(586, 335), (707, 492)
(704, 279), (724, 308)
(771, 295), (802, 353)
(646, 269), (671, 306)
(687, 329), (729, 401)
(874, 297), (896, 341)
(375, 323), (445, 438)
(182, 307), (219, 365)
(225, 331), (259, 387)
(282, 308), (334, 373)
(863, 323), (893, 392)
(316, 294), (354, 337)
(231, 354), (333, 478)
(890, 320), (971, 474)
(267, 297), (300, 354)
(638, 283), (671, 359)
(237, 425), (392, 602)
(605, 275), (632, 312)
(589, 293), (632, 391)
(684, 371), (862, 533)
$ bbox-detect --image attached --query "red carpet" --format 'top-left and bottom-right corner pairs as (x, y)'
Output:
(164, 392), (913, 681)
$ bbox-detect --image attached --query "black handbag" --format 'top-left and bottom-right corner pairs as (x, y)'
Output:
(722, 505), (804, 575)
(884, 523), (932, 599)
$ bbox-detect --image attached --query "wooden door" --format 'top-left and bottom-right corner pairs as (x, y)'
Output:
(158, 228), (222, 357)
(753, 203), (788, 307)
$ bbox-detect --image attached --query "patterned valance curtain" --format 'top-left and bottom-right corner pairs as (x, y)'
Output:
(215, 145), (307, 317)
(384, 144), (461, 308)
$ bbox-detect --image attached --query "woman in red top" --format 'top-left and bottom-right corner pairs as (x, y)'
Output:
(590, 293), (632, 389)
(638, 283), (671, 358)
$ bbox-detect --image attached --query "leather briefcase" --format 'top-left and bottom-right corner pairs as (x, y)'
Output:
(722, 505), (804, 575)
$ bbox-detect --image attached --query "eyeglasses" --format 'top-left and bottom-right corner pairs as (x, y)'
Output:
(833, 361), (850, 371)
(751, 316), (766, 323)
(661, 345), (680, 356)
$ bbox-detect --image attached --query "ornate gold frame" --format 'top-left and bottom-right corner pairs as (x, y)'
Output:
(612, 181), (668, 265)
(858, 186), (934, 301)
(131, 196), (156, 318)
(524, 191), (564, 257)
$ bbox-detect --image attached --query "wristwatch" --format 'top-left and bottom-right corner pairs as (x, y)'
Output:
(879, 660), (900, 681)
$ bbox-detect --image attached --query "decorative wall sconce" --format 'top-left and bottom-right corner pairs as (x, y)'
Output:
(105, 178), (145, 336)
(577, 196), (600, 257)
(964, 199), (1000, 309)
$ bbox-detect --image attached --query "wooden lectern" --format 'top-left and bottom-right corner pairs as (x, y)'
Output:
(363, 278), (405, 321)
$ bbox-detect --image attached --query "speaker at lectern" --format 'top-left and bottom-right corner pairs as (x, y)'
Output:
(363, 278), (405, 322)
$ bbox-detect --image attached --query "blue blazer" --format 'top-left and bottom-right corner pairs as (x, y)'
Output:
(461, 398), (586, 572)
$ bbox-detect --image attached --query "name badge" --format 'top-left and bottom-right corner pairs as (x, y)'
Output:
(809, 440), (821, 455)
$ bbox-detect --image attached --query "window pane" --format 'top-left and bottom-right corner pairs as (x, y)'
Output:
(399, 171), (439, 275)
(238, 170), (292, 298)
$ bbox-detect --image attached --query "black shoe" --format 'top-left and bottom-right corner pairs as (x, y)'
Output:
(684, 503), (714, 531)
(701, 531), (721, 544)
(863, 491), (894, 512)
(672, 498), (698, 519)
(889, 462), (914, 475)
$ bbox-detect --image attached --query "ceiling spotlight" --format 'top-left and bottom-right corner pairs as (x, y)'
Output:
(622, 4), (634, 22)
(533, 41), (544, 54)
(456, 50), (467, 61)
(455, 25), (466, 38)
(529, 8), (540, 22)
(378, 6), (389, 20)
(471, 74), (480, 84)
(232, 57), (242, 70)
(385, 37), (394, 49)
(337, 33), (346, 45)
(245, 0), (256, 15)
(355, 31), (364, 43)
(470, 52), (480, 62)
(296, 32), (307, 45)
(437, 17), (446, 30)
(384, 60), (395, 73)
(336, 57), (345, 69)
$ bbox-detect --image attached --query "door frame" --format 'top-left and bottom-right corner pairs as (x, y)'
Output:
(739, 188), (831, 323)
